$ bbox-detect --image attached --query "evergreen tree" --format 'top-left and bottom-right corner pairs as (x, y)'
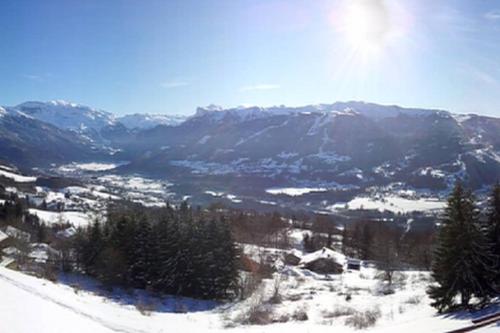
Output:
(129, 219), (156, 288)
(486, 183), (500, 279)
(156, 214), (179, 294)
(428, 182), (497, 312)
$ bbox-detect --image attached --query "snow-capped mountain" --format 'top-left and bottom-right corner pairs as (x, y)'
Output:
(2, 99), (500, 196)
(0, 104), (101, 167)
(15, 100), (116, 132)
(124, 102), (500, 193)
(117, 113), (187, 130)
(192, 101), (442, 124)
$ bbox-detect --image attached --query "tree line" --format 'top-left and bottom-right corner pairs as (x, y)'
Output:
(72, 202), (239, 300)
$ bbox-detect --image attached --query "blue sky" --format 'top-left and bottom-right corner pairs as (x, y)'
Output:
(1, 0), (500, 116)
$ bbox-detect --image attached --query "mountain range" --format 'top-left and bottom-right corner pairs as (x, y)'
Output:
(2, 100), (500, 198)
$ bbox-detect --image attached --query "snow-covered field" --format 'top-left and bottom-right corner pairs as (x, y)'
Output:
(329, 195), (446, 214)
(57, 162), (128, 173)
(0, 168), (36, 182)
(266, 187), (328, 196)
(28, 209), (93, 227)
(1, 264), (498, 333)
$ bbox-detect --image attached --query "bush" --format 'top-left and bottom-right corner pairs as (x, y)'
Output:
(234, 292), (273, 326)
(245, 305), (273, 325)
(405, 295), (423, 305)
(292, 307), (308, 321)
(345, 307), (381, 329)
(135, 299), (156, 316)
(239, 272), (262, 300)
(323, 306), (355, 318)
(268, 276), (282, 304)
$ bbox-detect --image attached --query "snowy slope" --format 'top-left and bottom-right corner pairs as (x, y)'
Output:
(28, 209), (92, 227)
(15, 100), (116, 132)
(117, 113), (187, 129)
(0, 168), (37, 182)
(1, 266), (498, 333)
(192, 101), (442, 124)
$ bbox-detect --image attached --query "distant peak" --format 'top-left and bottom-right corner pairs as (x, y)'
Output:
(49, 100), (79, 108)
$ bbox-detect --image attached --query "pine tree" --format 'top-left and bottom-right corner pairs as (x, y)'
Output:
(156, 214), (179, 294)
(488, 183), (500, 262)
(129, 218), (155, 288)
(428, 182), (497, 312)
(486, 182), (500, 280)
(212, 216), (239, 299)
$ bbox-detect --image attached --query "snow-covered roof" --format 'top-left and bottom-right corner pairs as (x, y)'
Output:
(5, 226), (31, 242)
(56, 227), (77, 238)
(2, 246), (21, 256)
(0, 230), (8, 243)
(299, 247), (346, 266)
(29, 243), (60, 263)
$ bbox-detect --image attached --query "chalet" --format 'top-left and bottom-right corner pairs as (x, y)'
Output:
(5, 226), (31, 242)
(29, 243), (61, 264)
(299, 247), (346, 274)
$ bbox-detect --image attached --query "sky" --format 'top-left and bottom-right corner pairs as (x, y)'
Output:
(1, 0), (500, 116)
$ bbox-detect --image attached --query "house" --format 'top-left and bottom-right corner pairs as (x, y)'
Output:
(56, 226), (77, 238)
(284, 249), (301, 266)
(5, 225), (31, 242)
(2, 246), (21, 257)
(29, 243), (61, 264)
(299, 247), (346, 274)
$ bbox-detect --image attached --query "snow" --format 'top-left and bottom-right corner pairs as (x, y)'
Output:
(266, 187), (328, 196)
(117, 113), (187, 129)
(0, 268), (117, 333)
(330, 195), (446, 214)
(5, 226), (31, 242)
(29, 209), (92, 227)
(0, 169), (37, 182)
(0, 230), (8, 243)
(56, 227), (77, 238)
(2, 246), (21, 256)
(58, 162), (127, 172)
(0, 262), (498, 333)
(29, 243), (60, 263)
(205, 191), (243, 203)
(15, 101), (116, 132)
(299, 247), (347, 266)
(192, 102), (442, 124)
(198, 135), (211, 144)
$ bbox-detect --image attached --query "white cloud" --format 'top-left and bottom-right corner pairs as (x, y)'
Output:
(485, 10), (500, 20)
(161, 81), (189, 89)
(240, 84), (280, 92)
(22, 74), (43, 81)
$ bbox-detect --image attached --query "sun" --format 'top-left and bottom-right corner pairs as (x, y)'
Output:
(335, 0), (395, 58)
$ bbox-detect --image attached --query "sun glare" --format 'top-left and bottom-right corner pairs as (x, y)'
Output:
(334, 0), (404, 59)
